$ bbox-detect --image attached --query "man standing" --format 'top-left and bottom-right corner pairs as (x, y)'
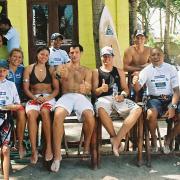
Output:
(49, 33), (70, 68)
(123, 30), (151, 101)
(51, 44), (95, 172)
(133, 48), (180, 152)
(0, 17), (20, 53)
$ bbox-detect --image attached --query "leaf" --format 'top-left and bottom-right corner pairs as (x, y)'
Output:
(0, 6), (2, 14)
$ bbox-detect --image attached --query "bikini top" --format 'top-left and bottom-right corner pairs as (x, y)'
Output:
(30, 64), (52, 85)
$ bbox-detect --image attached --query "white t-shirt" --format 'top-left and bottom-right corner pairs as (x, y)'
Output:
(49, 47), (70, 66)
(0, 79), (20, 106)
(138, 62), (179, 96)
(5, 27), (20, 52)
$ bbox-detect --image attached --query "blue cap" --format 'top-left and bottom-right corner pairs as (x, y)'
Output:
(0, 61), (8, 69)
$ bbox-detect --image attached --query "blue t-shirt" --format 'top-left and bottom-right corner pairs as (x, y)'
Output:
(6, 64), (24, 100)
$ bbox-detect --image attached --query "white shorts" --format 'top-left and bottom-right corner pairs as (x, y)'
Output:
(54, 93), (94, 121)
(95, 95), (140, 118)
(25, 94), (56, 113)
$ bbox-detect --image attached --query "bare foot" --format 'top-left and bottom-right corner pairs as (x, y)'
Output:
(110, 137), (120, 157)
(30, 150), (38, 164)
(45, 150), (53, 161)
(19, 145), (26, 159)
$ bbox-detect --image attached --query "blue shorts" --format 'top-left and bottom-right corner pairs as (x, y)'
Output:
(147, 97), (180, 117)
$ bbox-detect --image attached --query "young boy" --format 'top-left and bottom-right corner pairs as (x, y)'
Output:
(49, 33), (70, 69)
(0, 61), (21, 180)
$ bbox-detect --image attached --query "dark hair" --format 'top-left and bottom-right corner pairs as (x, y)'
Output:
(69, 44), (83, 52)
(35, 46), (50, 65)
(0, 17), (12, 27)
(9, 48), (24, 59)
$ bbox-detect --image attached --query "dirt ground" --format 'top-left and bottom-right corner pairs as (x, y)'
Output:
(1, 122), (180, 180)
(1, 153), (180, 180)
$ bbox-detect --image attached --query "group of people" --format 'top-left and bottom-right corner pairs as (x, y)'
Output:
(0, 26), (179, 180)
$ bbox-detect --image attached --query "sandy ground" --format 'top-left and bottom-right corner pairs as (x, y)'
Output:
(1, 153), (180, 180)
(1, 122), (180, 180)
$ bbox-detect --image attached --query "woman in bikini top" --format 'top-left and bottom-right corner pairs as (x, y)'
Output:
(23, 46), (59, 165)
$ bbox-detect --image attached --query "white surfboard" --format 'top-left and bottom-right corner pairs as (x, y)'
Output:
(99, 6), (122, 68)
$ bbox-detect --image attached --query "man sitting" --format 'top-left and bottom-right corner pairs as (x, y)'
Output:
(51, 44), (95, 172)
(92, 46), (142, 157)
(133, 47), (180, 152)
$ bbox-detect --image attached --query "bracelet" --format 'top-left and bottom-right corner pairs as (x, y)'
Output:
(23, 79), (29, 82)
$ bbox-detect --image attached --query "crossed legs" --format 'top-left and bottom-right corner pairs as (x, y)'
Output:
(111, 107), (142, 156)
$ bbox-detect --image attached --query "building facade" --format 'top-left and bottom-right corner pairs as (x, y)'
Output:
(2, 0), (129, 68)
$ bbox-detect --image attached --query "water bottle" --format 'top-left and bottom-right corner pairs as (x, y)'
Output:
(112, 83), (118, 97)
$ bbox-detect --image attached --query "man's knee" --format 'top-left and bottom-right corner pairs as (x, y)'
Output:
(83, 109), (94, 119)
(2, 145), (10, 156)
(147, 108), (158, 120)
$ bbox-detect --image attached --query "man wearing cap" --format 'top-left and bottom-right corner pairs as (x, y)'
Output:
(0, 17), (20, 53)
(51, 44), (95, 172)
(49, 33), (70, 68)
(92, 46), (142, 157)
(123, 30), (151, 101)
(0, 61), (22, 180)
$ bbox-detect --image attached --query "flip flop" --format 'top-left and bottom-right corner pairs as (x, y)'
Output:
(51, 157), (62, 173)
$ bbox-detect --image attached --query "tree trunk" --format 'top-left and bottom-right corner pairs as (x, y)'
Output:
(92, 0), (105, 68)
(159, 8), (163, 42)
(173, 13), (177, 34)
(164, 0), (171, 62)
(129, 0), (137, 45)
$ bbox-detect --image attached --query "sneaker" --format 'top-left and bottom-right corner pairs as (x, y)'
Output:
(163, 145), (171, 154)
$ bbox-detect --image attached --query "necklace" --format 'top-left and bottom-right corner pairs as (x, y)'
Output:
(39, 69), (43, 72)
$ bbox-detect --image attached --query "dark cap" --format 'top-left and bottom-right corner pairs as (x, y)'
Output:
(134, 30), (146, 37)
(51, 33), (63, 40)
(100, 46), (114, 56)
(0, 17), (11, 26)
(0, 61), (8, 69)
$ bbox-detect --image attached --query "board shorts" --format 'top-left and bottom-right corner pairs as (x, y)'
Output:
(95, 95), (140, 118)
(54, 93), (94, 121)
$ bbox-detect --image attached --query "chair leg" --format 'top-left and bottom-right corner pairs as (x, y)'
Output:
(78, 129), (84, 155)
(63, 128), (69, 156)
(1, 148), (3, 175)
(157, 125), (163, 151)
(137, 114), (143, 166)
(90, 120), (97, 170)
(144, 118), (151, 167)
(97, 117), (102, 168)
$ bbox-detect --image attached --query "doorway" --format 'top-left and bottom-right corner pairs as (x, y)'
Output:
(27, 0), (78, 64)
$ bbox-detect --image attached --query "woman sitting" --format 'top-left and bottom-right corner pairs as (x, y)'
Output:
(23, 46), (59, 164)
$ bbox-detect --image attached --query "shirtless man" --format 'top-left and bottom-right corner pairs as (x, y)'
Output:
(123, 30), (151, 101)
(51, 44), (95, 172)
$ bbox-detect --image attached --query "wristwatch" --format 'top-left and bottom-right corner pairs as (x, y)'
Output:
(168, 104), (177, 109)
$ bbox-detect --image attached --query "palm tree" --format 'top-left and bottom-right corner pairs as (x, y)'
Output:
(129, 0), (137, 45)
(164, 0), (171, 62)
(92, 0), (105, 68)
